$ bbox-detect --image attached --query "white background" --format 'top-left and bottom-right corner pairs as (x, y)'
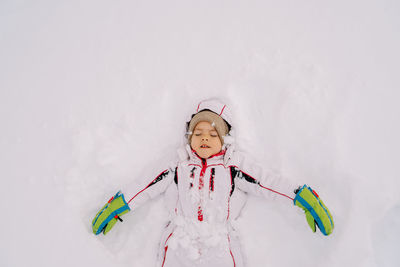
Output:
(1, 0), (399, 266)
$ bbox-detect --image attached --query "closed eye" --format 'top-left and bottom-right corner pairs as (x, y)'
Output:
(195, 134), (218, 137)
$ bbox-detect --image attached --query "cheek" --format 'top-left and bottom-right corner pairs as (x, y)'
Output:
(190, 136), (199, 147)
(213, 138), (222, 146)
(216, 144), (222, 151)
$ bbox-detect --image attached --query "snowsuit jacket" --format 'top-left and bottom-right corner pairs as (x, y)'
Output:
(122, 100), (298, 267)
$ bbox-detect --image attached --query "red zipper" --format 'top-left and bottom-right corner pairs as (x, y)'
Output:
(198, 158), (207, 221)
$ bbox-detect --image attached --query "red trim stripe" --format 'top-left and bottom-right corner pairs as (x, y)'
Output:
(259, 183), (294, 201)
(161, 246), (168, 267)
(228, 235), (236, 267)
(128, 169), (168, 204)
(161, 232), (173, 267)
(219, 105), (226, 116)
(191, 149), (226, 161)
(230, 249), (236, 267)
(196, 102), (201, 112)
(228, 165), (294, 201)
(191, 149), (203, 161)
(188, 164), (202, 168)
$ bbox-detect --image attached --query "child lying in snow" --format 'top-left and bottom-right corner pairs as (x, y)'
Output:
(91, 99), (334, 267)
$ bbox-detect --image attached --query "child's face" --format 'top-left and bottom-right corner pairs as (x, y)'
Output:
(190, 121), (222, 159)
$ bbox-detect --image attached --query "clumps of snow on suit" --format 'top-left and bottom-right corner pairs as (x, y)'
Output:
(168, 215), (230, 261)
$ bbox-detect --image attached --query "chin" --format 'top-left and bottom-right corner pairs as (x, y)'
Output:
(198, 154), (209, 159)
(197, 152), (211, 159)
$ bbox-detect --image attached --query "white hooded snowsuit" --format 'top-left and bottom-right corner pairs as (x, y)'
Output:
(123, 99), (297, 267)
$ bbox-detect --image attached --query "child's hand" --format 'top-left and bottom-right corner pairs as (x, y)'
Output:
(293, 185), (334, 236)
(92, 191), (131, 235)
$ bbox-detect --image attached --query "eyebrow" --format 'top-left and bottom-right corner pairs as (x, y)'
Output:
(194, 128), (217, 132)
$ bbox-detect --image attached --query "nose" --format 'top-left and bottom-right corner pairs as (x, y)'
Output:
(201, 135), (209, 141)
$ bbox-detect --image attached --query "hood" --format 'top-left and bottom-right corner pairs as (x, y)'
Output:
(178, 98), (236, 165)
(192, 98), (233, 127)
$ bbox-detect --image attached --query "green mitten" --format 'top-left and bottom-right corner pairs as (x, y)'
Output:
(92, 191), (130, 235)
(294, 185), (334, 236)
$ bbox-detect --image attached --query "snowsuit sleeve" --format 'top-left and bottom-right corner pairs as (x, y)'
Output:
(227, 151), (297, 203)
(122, 164), (177, 210)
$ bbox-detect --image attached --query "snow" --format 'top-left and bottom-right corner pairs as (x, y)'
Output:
(1, 0), (399, 266)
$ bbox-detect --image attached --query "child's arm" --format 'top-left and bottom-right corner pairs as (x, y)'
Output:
(227, 151), (297, 202)
(92, 165), (176, 235)
(123, 166), (177, 210)
(227, 151), (334, 235)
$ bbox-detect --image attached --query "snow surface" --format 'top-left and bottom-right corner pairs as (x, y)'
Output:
(1, 0), (400, 266)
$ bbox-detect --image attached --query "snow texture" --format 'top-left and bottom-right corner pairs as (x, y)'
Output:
(1, 0), (400, 266)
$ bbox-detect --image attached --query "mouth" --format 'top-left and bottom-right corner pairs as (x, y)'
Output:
(200, 144), (210, 148)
